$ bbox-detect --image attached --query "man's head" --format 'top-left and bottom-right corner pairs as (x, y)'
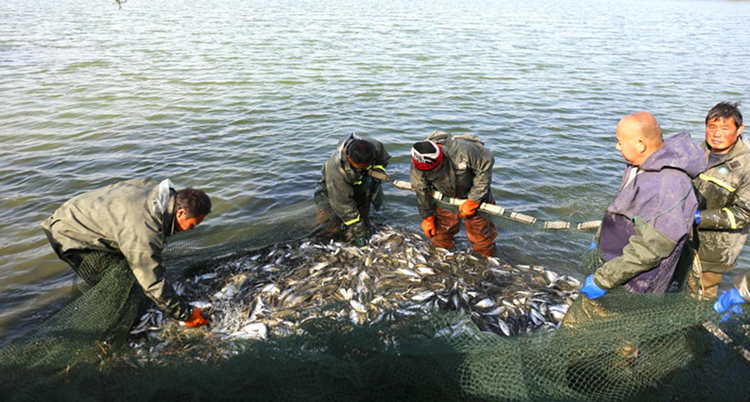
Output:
(346, 139), (375, 169)
(411, 141), (444, 171)
(615, 112), (664, 166)
(174, 188), (211, 232)
(705, 101), (744, 155)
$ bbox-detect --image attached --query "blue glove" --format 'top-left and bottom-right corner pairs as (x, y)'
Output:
(589, 241), (597, 250)
(714, 287), (746, 321)
(694, 210), (701, 226)
(580, 274), (607, 300)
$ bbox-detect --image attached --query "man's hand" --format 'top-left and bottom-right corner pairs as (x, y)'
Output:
(422, 216), (437, 238)
(714, 287), (746, 321)
(353, 237), (368, 247)
(184, 307), (210, 328)
(580, 274), (607, 300)
(459, 199), (480, 218)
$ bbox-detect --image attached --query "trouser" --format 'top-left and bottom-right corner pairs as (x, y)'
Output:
(699, 271), (723, 298)
(431, 206), (498, 257)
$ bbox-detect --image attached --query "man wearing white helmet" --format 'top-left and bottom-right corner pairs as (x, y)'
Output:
(410, 130), (497, 256)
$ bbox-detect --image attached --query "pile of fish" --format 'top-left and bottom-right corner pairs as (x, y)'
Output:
(128, 225), (580, 350)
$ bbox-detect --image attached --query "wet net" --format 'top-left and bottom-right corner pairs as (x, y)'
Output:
(1, 187), (749, 401)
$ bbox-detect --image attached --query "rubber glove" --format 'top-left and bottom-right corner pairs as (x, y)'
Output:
(580, 274), (607, 300)
(695, 210), (701, 226)
(353, 237), (368, 247)
(714, 288), (746, 321)
(422, 215), (437, 238)
(184, 307), (209, 328)
(459, 199), (480, 218)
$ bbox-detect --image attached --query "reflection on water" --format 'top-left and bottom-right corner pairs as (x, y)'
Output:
(1, 0), (749, 344)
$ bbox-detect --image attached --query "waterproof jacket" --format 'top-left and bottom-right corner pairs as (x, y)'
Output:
(315, 133), (390, 236)
(593, 132), (705, 293)
(411, 131), (495, 219)
(693, 139), (750, 274)
(41, 178), (192, 320)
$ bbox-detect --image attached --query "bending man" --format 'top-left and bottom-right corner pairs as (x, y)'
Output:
(41, 178), (211, 327)
(410, 130), (497, 257)
(314, 133), (390, 246)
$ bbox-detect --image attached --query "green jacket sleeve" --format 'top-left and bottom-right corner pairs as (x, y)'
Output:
(326, 167), (366, 236)
(593, 217), (678, 290)
(410, 166), (435, 218)
(466, 148), (495, 203)
(119, 220), (192, 321)
(698, 179), (750, 230)
(125, 247), (192, 321)
(371, 142), (391, 172)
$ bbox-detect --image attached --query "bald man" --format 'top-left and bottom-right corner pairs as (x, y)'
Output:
(580, 112), (706, 299)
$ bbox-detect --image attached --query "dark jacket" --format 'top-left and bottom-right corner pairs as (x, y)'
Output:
(593, 132), (706, 293)
(315, 133), (390, 236)
(41, 178), (192, 320)
(693, 139), (750, 274)
(410, 131), (495, 219)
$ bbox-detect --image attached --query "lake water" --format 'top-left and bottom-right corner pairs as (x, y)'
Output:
(1, 0), (749, 345)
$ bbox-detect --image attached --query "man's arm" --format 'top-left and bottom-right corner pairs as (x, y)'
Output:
(593, 216), (679, 289)
(410, 167), (435, 218)
(124, 244), (192, 321)
(326, 169), (366, 236)
(699, 173), (750, 230)
(466, 148), (495, 202)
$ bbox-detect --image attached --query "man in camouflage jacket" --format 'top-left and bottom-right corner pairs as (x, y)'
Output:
(693, 102), (749, 297)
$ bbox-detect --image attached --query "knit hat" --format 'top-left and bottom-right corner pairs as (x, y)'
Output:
(411, 141), (443, 171)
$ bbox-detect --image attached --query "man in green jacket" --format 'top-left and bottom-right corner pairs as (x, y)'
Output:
(693, 102), (748, 297)
(410, 130), (497, 257)
(41, 178), (211, 327)
(314, 133), (391, 246)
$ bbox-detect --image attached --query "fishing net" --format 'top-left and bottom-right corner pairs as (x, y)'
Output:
(1, 187), (749, 401)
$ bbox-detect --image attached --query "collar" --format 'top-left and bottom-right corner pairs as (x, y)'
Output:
(165, 192), (177, 237)
(702, 137), (749, 166)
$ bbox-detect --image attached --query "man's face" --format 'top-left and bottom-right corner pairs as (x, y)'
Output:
(174, 209), (206, 232)
(706, 117), (744, 154)
(615, 126), (645, 166)
(347, 155), (371, 171)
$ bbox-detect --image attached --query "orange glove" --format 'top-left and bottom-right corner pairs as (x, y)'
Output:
(459, 199), (480, 218)
(421, 215), (437, 238)
(184, 307), (209, 328)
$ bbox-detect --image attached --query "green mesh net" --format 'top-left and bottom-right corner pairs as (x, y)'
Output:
(1, 193), (749, 401)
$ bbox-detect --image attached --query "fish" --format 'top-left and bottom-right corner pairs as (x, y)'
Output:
(128, 225), (580, 354)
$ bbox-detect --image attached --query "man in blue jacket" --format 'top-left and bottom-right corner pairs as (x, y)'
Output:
(581, 112), (706, 299)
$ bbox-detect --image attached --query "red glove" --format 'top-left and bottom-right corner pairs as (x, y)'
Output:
(459, 199), (480, 218)
(184, 307), (209, 328)
(421, 216), (437, 238)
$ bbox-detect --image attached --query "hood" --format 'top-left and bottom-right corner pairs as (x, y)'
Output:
(639, 131), (706, 179)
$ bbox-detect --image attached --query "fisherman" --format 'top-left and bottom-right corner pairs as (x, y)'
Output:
(41, 178), (211, 327)
(410, 130), (497, 257)
(580, 112), (705, 299)
(692, 102), (749, 297)
(314, 133), (391, 246)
